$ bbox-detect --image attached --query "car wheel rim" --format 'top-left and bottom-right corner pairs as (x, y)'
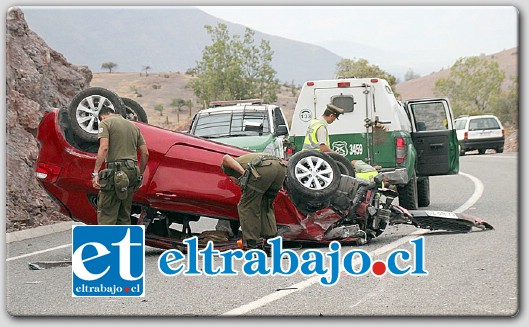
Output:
(294, 156), (334, 190)
(75, 95), (116, 134)
(125, 106), (138, 121)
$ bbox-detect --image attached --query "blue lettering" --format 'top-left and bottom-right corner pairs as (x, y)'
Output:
(242, 250), (270, 275)
(410, 236), (428, 275)
(269, 236), (299, 275)
(158, 249), (185, 276)
(343, 250), (371, 276)
(300, 250), (327, 275)
(219, 249), (244, 275)
(387, 250), (411, 275)
(199, 241), (221, 275)
(183, 237), (200, 275)
(320, 241), (341, 286)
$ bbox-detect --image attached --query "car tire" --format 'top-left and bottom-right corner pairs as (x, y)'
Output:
(285, 150), (341, 213)
(324, 152), (355, 176)
(68, 87), (125, 142)
(496, 146), (504, 153)
(478, 149), (486, 155)
(459, 145), (466, 156)
(417, 176), (430, 207)
(286, 186), (330, 215)
(398, 172), (418, 210)
(122, 97), (148, 123)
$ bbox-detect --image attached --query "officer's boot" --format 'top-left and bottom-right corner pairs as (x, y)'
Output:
(246, 239), (259, 250)
(262, 236), (276, 257)
(262, 243), (272, 257)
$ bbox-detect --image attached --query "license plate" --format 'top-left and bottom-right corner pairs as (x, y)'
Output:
(425, 210), (458, 219)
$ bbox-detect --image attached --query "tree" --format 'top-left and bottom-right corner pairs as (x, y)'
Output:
(170, 98), (187, 123)
(335, 58), (398, 92)
(101, 62), (118, 73)
(154, 104), (164, 116)
(488, 76), (518, 128)
(190, 23), (278, 105)
(434, 56), (505, 116)
(404, 68), (421, 81)
(141, 65), (151, 77)
(185, 99), (193, 118)
(170, 98), (186, 113)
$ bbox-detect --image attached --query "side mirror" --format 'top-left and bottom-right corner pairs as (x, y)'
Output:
(275, 125), (288, 136)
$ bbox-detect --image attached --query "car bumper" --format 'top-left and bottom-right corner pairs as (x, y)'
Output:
(460, 137), (504, 149)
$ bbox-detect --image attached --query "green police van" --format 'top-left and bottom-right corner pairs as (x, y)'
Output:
(189, 99), (290, 158)
(289, 78), (459, 210)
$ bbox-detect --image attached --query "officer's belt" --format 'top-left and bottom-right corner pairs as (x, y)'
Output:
(247, 156), (285, 178)
(107, 159), (136, 170)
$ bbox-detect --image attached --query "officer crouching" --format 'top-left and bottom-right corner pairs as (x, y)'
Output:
(220, 153), (287, 252)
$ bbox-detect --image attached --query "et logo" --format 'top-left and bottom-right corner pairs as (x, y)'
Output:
(72, 226), (145, 297)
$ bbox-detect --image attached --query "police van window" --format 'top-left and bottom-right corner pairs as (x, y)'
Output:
(331, 95), (355, 113)
(273, 107), (286, 126)
(411, 102), (449, 131)
(393, 104), (411, 131)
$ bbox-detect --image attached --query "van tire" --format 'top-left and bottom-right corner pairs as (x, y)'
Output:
(68, 87), (125, 142)
(398, 173), (418, 210)
(122, 97), (148, 123)
(324, 152), (355, 176)
(459, 145), (466, 156)
(417, 176), (430, 207)
(496, 146), (504, 153)
(285, 150), (340, 213)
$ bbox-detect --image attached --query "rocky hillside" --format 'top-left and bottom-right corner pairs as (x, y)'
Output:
(6, 8), (92, 231)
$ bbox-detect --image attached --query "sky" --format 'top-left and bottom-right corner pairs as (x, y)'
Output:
(198, 5), (518, 76)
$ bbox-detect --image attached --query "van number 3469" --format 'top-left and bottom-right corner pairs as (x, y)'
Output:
(349, 143), (363, 155)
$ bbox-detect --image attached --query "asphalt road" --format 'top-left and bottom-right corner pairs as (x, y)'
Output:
(4, 152), (519, 318)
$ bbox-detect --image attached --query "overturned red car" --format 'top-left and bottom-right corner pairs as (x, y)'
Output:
(35, 88), (493, 250)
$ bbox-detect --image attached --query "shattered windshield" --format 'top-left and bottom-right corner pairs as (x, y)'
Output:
(192, 110), (270, 138)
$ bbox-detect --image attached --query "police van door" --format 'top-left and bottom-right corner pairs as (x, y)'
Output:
(314, 83), (373, 162)
(406, 98), (459, 176)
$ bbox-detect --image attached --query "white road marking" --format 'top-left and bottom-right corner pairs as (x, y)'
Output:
(223, 171), (484, 315)
(6, 243), (71, 261)
(464, 155), (516, 160)
(454, 171), (484, 213)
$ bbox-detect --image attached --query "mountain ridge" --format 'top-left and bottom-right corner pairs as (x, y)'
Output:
(21, 7), (341, 85)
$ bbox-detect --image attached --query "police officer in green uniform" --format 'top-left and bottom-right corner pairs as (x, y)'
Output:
(92, 106), (149, 225)
(220, 153), (287, 249)
(303, 103), (344, 152)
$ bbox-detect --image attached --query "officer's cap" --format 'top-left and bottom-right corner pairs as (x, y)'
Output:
(327, 104), (345, 119)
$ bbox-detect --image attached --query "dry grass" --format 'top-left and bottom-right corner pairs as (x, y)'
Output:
(91, 72), (299, 131)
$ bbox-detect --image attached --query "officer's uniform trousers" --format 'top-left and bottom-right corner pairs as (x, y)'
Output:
(97, 161), (139, 225)
(238, 159), (286, 243)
